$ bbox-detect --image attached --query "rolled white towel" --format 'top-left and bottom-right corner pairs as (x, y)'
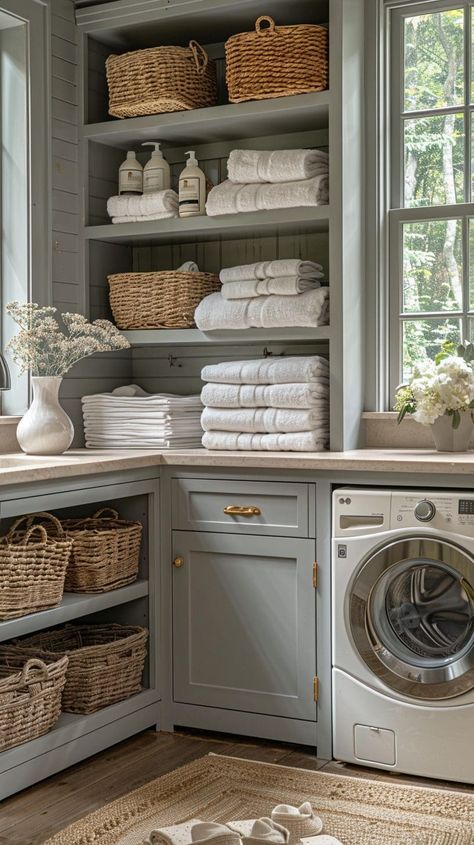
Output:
(195, 288), (329, 331)
(202, 355), (328, 385)
(227, 149), (328, 184)
(202, 406), (328, 433)
(206, 176), (328, 216)
(177, 260), (199, 272)
(221, 276), (320, 299)
(107, 189), (178, 219)
(201, 382), (328, 409)
(202, 430), (329, 452)
(112, 211), (177, 223)
(220, 259), (323, 283)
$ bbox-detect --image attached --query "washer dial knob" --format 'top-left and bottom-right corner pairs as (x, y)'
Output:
(414, 499), (436, 522)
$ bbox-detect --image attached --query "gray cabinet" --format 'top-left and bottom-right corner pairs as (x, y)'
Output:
(172, 530), (317, 721)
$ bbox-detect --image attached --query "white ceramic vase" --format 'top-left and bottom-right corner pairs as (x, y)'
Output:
(16, 376), (74, 455)
(430, 410), (473, 452)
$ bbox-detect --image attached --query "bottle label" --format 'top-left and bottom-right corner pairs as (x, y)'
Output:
(119, 169), (142, 194)
(179, 176), (200, 213)
(144, 169), (165, 192)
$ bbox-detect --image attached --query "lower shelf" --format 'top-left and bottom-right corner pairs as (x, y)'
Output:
(0, 580), (149, 642)
(124, 327), (331, 346)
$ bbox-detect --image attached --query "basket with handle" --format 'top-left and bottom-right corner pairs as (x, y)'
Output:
(0, 514), (72, 620)
(15, 624), (148, 714)
(225, 16), (329, 103)
(108, 271), (221, 330)
(106, 40), (217, 118)
(0, 646), (68, 751)
(60, 507), (143, 593)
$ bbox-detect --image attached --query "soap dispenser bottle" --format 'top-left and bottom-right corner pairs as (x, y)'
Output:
(142, 141), (171, 193)
(179, 151), (206, 217)
(119, 151), (143, 195)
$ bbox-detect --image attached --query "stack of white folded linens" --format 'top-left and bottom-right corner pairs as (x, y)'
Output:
(82, 385), (203, 449)
(200, 355), (329, 452)
(194, 258), (328, 331)
(206, 148), (328, 216)
(107, 190), (178, 224)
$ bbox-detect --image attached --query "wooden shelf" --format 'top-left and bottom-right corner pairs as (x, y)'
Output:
(0, 580), (149, 642)
(123, 327), (331, 346)
(82, 92), (330, 148)
(85, 206), (330, 245)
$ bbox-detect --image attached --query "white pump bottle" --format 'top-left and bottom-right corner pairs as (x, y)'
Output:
(178, 151), (206, 217)
(142, 142), (171, 193)
(118, 151), (143, 195)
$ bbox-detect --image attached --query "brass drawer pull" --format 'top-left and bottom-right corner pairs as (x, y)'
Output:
(173, 556), (184, 568)
(223, 505), (261, 517)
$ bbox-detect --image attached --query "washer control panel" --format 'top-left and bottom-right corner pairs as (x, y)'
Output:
(391, 491), (474, 533)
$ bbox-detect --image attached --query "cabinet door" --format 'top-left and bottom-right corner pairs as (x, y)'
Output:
(172, 531), (317, 721)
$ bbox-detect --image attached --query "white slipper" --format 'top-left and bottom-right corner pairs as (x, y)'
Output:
(271, 804), (323, 843)
(191, 822), (242, 845)
(145, 820), (204, 845)
(241, 818), (289, 845)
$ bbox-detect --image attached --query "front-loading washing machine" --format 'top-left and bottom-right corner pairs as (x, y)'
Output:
(332, 489), (474, 783)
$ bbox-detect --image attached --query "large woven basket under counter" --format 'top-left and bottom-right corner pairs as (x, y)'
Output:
(0, 646), (68, 751)
(106, 40), (217, 118)
(60, 508), (142, 593)
(108, 271), (220, 330)
(0, 514), (72, 620)
(225, 16), (329, 103)
(16, 624), (148, 714)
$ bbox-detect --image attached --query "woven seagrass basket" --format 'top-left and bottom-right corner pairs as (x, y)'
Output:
(0, 513), (72, 620)
(61, 508), (142, 594)
(16, 624), (148, 714)
(225, 16), (329, 103)
(0, 646), (68, 751)
(108, 271), (220, 330)
(106, 41), (217, 118)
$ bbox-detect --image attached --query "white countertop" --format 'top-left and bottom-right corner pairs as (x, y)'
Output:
(0, 447), (474, 485)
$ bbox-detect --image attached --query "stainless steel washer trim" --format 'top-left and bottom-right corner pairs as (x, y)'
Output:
(349, 535), (474, 700)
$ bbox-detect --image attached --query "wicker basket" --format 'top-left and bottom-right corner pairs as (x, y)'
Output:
(108, 271), (221, 330)
(16, 624), (148, 714)
(225, 16), (329, 103)
(0, 646), (68, 751)
(60, 508), (142, 594)
(106, 40), (217, 118)
(0, 514), (72, 620)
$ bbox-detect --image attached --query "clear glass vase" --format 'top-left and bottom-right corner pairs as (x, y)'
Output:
(16, 376), (74, 455)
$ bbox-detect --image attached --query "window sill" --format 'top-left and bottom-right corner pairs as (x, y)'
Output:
(0, 416), (21, 424)
(361, 410), (434, 448)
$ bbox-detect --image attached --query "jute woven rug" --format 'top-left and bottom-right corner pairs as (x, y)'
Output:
(44, 754), (474, 845)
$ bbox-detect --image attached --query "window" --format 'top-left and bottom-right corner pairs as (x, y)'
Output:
(388, 1), (474, 397)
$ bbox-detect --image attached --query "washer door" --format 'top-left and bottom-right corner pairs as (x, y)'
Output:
(350, 536), (474, 699)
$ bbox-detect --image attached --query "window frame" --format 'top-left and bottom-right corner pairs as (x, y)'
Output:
(387, 0), (474, 399)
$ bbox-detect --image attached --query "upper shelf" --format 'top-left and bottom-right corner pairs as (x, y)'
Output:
(85, 206), (330, 245)
(123, 327), (331, 345)
(82, 92), (330, 148)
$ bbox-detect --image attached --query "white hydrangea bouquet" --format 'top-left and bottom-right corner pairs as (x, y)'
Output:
(6, 302), (130, 456)
(394, 341), (474, 451)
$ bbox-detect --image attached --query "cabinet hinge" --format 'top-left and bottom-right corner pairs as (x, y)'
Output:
(312, 561), (318, 588)
(313, 676), (319, 702)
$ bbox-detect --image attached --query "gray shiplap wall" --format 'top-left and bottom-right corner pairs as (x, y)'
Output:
(52, 0), (132, 443)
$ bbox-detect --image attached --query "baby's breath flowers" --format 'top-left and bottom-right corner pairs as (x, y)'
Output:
(395, 341), (474, 429)
(6, 302), (130, 376)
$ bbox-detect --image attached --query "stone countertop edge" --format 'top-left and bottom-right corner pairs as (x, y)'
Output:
(0, 448), (473, 485)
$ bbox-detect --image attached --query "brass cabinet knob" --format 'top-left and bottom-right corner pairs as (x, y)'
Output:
(223, 505), (261, 517)
(173, 556), (184, 568)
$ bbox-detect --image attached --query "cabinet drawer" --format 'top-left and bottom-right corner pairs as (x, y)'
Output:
(172, 478), (313, 538)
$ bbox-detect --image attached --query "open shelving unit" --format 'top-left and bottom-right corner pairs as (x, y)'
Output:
(77, 0), (364, 451)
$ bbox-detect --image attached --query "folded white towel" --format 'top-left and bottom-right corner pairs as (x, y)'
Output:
(112, 211), (177, 223)
(221, 276), (321, 299)
(202, 430), (328, 451)
(202, 356), (328, 386)
(201, 382), (328, 409)
(201, 407), (328, 433)
(228, 149), (328, 184)
(220, 259), (323, 283)
(107, 190), (178, 219)
(206, 176), (328, 216)
(195, 288), (329, 331)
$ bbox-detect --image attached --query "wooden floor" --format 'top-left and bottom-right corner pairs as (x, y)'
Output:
(1, 729), (473, 845)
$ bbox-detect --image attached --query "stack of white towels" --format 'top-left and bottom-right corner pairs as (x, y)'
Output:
(195, 258), (329, 331)
(82, 385), (203, 449)
(206, 148), (328, 216)
(200, 355), (329, 452)
(107, 190), (178, 224)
